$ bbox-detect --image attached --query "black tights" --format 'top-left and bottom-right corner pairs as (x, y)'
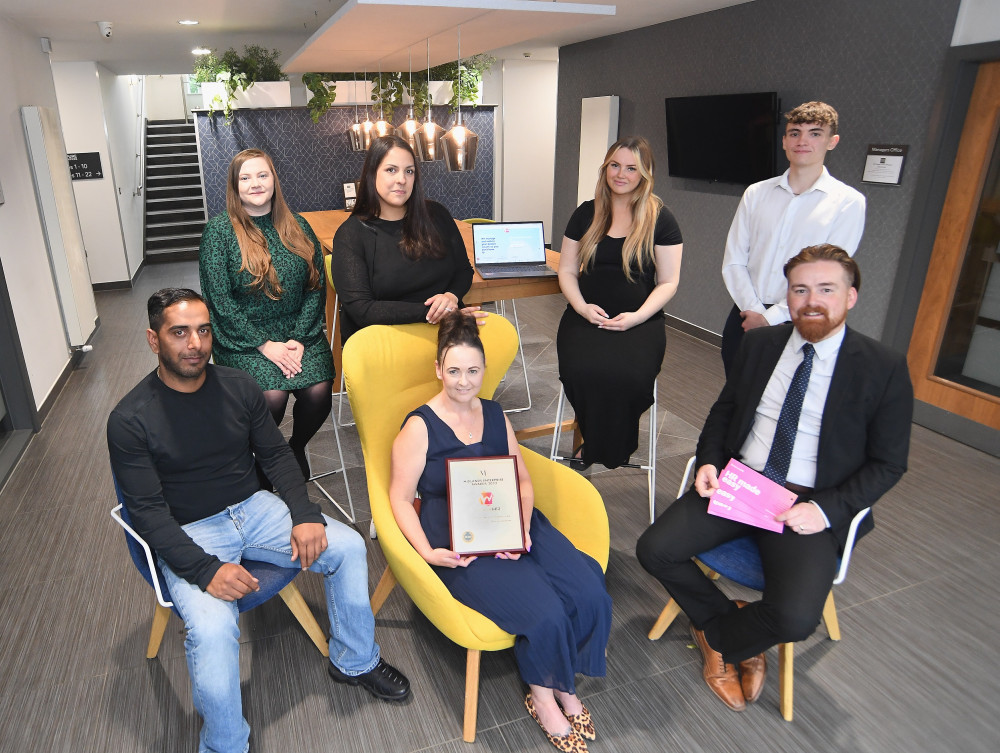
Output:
(260, 380), (332, 481)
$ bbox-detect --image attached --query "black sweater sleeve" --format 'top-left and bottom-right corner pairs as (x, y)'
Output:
(108, 405), (224, 590)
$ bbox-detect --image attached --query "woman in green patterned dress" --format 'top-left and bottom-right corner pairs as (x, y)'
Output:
(199, 149), (333, 479)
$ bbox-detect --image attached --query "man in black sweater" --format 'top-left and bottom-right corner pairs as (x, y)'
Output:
(108, 288), (408, 753)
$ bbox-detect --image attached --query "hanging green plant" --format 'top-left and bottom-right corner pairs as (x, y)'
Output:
(371, 72), (407, 121)
(302, 73), (338, 123)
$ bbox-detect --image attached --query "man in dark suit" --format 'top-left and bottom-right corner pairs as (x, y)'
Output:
(637, 244), (913, 712)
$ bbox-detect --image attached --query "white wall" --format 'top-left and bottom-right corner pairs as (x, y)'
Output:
(51, 61), (130, 284)
(0, 19), (73, 408)
(952, 0), (1000, 45)
(499, 59), (559, 241)
(144, 74), (187, 120)
(98, 66), (144, 278)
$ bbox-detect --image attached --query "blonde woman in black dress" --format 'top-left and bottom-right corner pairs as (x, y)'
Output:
(557, 137), (683, 469)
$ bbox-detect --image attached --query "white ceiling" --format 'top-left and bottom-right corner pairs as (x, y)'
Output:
(0, 0), (752, 75)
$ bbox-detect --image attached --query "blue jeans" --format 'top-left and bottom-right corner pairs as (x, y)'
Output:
(158, 490), (380, 753)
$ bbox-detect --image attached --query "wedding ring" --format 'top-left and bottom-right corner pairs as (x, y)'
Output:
(445, 307), (454, 312)
(798, 525), (804, 531)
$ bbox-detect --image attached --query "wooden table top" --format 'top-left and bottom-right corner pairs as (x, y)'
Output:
(300, 209), (561, 304)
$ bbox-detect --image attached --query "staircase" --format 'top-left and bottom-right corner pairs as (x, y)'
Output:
(144, 120), (206, 260)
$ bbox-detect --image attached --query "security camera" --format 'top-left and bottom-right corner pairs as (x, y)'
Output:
(97, 21), (113, 39)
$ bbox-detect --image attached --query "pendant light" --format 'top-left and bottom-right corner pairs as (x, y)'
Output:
(414, 38), (445, 162)
(400, 48), (421, 154)
(360, 65), (376, 150)
(372, 61), (396, 139)
(346, 70), (365, 151)
(441, 25), (478, 172)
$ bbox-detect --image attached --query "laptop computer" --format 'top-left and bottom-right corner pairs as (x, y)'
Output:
(472, 221), (558, 279)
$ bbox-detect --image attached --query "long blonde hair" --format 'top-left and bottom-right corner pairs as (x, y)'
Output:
(577, 137), (662, 282)
(225, 149), (320, 299)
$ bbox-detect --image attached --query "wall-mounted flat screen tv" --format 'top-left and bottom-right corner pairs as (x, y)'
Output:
(665, 92), (778, 185)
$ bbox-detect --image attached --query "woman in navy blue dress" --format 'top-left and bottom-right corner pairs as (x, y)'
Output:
(390, 313), (612, 753)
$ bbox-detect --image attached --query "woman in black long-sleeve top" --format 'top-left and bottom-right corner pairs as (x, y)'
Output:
(332, 135), (477, 343)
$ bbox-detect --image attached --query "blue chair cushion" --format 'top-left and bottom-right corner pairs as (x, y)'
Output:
(697, 535), (843, 594)
(115, 478), (299, 615)
(697, 536), (766, 592)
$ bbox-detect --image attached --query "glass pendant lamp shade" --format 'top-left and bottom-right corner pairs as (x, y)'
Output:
(347, 120), (365, 151)
(442, 115), (478, 172)
(372, 118), (396, 139)
(346, 72), (366, 152)
(400, 108), (421, 153)
(415, 119), (445, 161)
(400, 51), (420, 154)
(442, 27), (477, 172)
(360, 113), (376, 150)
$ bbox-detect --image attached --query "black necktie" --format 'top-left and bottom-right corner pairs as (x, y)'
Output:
(762, 343), (815, 485)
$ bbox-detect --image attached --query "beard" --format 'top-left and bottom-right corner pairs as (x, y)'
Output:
(160, 351), (208, 380)
(793, 306), (847, 342)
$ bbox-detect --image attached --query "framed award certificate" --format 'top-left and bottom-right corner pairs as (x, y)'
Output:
(446, 455), (526, 556)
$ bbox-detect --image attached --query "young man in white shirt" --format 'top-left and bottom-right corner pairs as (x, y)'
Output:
(720, 101), (866, 376)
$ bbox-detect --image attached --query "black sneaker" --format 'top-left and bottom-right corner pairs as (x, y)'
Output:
(328, 659), (410, 701)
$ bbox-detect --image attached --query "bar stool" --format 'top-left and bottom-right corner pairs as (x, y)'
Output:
(549, 382), (658, 523)
(464, 218), (532, 413)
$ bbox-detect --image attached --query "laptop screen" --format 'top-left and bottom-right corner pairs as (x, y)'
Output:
(472, 221), (546, 265)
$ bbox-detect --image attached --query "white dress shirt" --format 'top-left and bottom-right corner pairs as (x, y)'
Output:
(739, 327), (845, 526)
(721, 168), (866, 325)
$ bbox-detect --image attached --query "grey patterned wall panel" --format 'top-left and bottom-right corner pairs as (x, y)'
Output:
(554, 0), (962, 341)
(196, 106), (494, 221)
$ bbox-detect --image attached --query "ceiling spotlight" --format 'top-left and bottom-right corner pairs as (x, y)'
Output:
(192, 47), (211, 55)
(178, 20), (199, 25)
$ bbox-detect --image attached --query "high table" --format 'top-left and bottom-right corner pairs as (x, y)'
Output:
(301, 210), (570, 441)
(301, 209), (561, 369)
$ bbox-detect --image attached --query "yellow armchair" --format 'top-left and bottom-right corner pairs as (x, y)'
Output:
(342, 318), (609, 742)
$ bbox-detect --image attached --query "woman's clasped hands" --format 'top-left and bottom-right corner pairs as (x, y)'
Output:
(258, 339), (304, 379)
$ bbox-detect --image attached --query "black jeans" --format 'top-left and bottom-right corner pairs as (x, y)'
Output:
(637, 489), (839, 663)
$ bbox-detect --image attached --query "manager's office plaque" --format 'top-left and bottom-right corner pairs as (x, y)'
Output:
(446, 455), (526, 556)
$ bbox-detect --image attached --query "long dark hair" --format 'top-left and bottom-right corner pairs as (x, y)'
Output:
(352, 135), (444, 260)
(436, 310), (485, 364)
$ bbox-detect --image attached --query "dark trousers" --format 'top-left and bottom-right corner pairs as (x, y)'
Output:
(720, 304), (746, 378)
(636, 489), (839, 664)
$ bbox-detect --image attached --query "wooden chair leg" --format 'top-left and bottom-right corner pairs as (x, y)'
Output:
(778, 642), (794, 721)
(648, 599), (681, 640)
(463, 649), (481, 743)
(147, 602), (171, 659)
(370, 566), (397, 616)
(822, 589), (841, 641)
(694, 559), (721, 580)
(278, 582), (330, 657)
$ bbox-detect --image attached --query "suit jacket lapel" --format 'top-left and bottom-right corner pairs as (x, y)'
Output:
(816, 326), (860, 474)
(735, 325), (792, 449)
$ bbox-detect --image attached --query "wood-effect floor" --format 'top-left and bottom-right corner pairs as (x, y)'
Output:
(0, 260), (996, 753)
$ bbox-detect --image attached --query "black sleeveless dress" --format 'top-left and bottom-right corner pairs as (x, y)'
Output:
(406, 399), (612, 692)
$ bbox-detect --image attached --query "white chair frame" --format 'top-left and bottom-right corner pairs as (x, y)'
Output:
(649, 456), (871, 721)
(549, 381), (658, 524)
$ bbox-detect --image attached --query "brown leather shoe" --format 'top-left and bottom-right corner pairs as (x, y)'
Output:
(732, 600), (767, 703)
(739, 652), (767, 703)
(689, 623), (745, 711)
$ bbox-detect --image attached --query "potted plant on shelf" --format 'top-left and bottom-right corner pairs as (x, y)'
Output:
(194, 45), (290, 123)
(429, 54), (495, 111)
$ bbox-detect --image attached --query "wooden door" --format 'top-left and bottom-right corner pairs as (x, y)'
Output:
(908, 61), (1000, 430)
